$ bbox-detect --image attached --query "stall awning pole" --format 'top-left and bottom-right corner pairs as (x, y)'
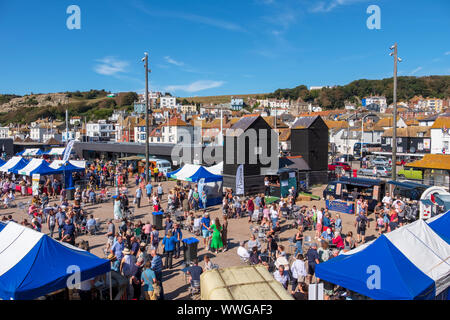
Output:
(109, 271), (112, 301)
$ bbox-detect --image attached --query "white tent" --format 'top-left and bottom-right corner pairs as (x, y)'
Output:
(169, 164), (202, 181)
(0, 157), (22, 173)
(46, 148), (66, 156)
(207, 162), (223, 175)
(18, 159), (45, 176)
(49, 160), (85, 170)
(21, 148), (41, 156)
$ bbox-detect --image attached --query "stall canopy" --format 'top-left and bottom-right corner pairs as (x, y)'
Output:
(16, 148), (43, 157)
(0, 157), (30, 174)
(427, 211), (450, 244)
(45, 147), (66, 156)
(50, 160), (85, 171)
(315, 216), (450, 300)
(0, 222), (110, 300)
(207, 162), (223, 176)
(18, 159), (63, 176)
(167, 164), (222, 182)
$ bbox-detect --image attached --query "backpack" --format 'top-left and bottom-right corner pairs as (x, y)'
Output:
(358, 215), (366, 229)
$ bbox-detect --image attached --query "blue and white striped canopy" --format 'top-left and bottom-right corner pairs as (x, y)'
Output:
(316, 211), (450, 300)
(0, 222), (110, 300)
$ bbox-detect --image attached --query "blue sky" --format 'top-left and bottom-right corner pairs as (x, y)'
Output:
(0, 0), (449, 96)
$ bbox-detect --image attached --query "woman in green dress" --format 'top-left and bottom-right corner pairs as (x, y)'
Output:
(209, 218), (224, 254)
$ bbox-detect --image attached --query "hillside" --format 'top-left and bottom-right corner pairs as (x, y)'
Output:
(0, 90), (138, 125)
(0, 75), (448, 125)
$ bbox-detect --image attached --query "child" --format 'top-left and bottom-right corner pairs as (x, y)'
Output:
(377, 215), (384, 235)
(334, 214), (342, 234)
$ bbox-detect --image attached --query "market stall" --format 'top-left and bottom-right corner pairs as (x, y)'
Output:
(315, 213), (450, 300)
(18, 159), (63, 176)
(0, 156), (29, 173)
(0, 222), (111, 300)
(167, 164), (223, 207)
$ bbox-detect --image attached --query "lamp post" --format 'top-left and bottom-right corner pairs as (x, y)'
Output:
(389, 43), (402, 181)
(142, 52), (150, 183)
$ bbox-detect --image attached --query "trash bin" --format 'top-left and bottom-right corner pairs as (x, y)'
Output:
(183, 237), (199, 265)
(152, 211), (164, 230)
(66, 188), (74, 201)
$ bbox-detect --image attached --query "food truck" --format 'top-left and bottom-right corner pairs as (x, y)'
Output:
(323, 177), (386, 213)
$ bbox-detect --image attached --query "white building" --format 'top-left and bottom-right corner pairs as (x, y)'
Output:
(86, 120), (115, 142)
(43, 132), (62, 142)
(0, 127), (9, 139)
(160, 95), (176, 109)
(430, 117), (450, 154)
(62, 130), (76, 142)
(146, 118), (194, 144)
(30, 126), (46, 142)
(363, 96), (387, 106)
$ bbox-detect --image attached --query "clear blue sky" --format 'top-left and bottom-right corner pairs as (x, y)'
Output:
(0, 0), (449, 96)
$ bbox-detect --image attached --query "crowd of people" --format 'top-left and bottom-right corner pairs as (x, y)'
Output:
(0, 155), (423, 301)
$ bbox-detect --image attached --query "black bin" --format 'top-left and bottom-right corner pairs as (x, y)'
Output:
(152, 211), (164, 230)
(66, 188), (74, 201)
(182, 237), (199, 265)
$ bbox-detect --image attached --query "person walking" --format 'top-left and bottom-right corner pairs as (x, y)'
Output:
(221, 215), (229, 252)
(209, 218), (224, 254)
(135, 187), (142, 209)
(141, 261), (157, 300)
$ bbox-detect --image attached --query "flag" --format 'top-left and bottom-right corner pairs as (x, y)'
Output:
(236, 164), (244, 195)
(62, 140), (75, 162)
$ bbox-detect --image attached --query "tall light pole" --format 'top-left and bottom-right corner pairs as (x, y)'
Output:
(390, 43), (402, 181)
(142, 52), (150, 183)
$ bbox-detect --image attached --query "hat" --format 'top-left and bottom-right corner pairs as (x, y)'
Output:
(311, 243), (317, 248)
(140, 242), (146, 247)
(274, 256), (290, 270)
(122, 248), (131, 255)
(107, 253), (116, 261)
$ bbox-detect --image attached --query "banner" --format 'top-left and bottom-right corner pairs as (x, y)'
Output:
(326, 199), (354, 214)
(32, 174), (40, 196)
(198, 178), (205, 196)
(62, 140), (75, 162)
(235, 164), (244, 195)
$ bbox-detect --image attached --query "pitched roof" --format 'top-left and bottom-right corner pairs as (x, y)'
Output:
(324, 120), (349, 129)
(406, 154), (450, 170)
(166, 118), (189, 127)
(431, 117), (450, 129)
(278, 128), (291, 141)
(382, 126), (430, 138)
(291, 116), (320, 129)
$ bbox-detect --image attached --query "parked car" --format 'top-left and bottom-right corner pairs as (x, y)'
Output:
(358, 166), (391, 177)
(371, 157), (390, 167)
(328, 161), (352, 172)
(398, 168), (423, 180)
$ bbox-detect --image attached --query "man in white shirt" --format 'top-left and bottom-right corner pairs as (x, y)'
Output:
(237, 241), (250, 261)
(290, 254), (307, 294)
(382, 192), (392, 207)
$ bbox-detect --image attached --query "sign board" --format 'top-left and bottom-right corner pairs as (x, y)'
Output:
(373, 185), (380, 200)
(308, 283), (324, 300)
(336, 183), (342, 196)
(32, 174), (40, 196)
(326, 199), (355, 214)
